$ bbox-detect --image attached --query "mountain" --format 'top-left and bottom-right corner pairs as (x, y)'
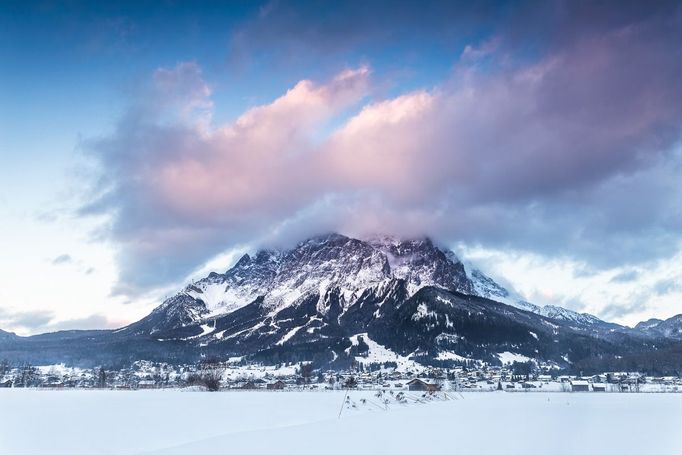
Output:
(0, 329), (18, 341)
(635, 315), (682, 340)
(0, 233), (678, 373)
(635, 318), (665, 331)
(467, 267), (625, 338)
(138, 233), (473, 333)
(144, 234), (611, 335)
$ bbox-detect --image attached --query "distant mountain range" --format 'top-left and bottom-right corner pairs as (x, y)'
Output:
(635, 315), (682, 340)
(1, 233), (681, 373)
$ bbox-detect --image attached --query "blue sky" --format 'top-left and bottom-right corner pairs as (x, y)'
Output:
(1, 1), (682, 334)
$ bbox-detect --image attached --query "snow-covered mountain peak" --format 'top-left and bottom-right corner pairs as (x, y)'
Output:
(164, 233), (474, 325)
(469, 268), (511, 300)
(150, 233), (610, 332)
(466, 267), (536, 311)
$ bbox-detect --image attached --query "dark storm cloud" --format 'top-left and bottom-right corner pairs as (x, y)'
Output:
(80, 1), (682, 299)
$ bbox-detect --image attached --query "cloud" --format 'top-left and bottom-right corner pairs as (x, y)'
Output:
(599, 298), (649, 322)
(50, 254), (99, 276)
(46, 314), (123, 332)
(0, 309), (54, 332)
(653, 279), (682, 296)
(0, 308), (123, 335)
(82, 63), (371, 294)
(611, 270), (640, 283)
(460, 244), (682, 326)
(51, 254), (73, 265)
(460, 36), (502, 61)
(80, 2), (682, 319)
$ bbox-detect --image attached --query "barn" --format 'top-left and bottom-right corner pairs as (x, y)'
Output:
(406, 379), (440, 392)
(570, 380), (590, 392)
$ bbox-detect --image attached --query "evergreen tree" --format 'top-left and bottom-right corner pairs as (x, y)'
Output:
(97, 367), (107, 388)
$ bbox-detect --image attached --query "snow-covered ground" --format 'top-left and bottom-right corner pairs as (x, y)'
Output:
(0, 390), (679, 455)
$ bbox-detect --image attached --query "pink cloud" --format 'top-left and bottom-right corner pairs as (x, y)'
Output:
(84, 16), (682, 294)
(150, 65), (371, 221)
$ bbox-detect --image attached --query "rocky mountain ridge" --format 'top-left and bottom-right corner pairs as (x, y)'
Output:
(150, 233), (607, 333)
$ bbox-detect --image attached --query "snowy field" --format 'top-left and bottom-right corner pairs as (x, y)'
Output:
(1, 390), (680, 455)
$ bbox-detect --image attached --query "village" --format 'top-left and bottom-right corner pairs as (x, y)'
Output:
(1, 359), (680, 393)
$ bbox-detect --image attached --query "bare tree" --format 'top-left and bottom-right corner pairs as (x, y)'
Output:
(201, 369), (223, 391)
(344, 376), (358, 389)
(195, 360), (224, 391)
(299, 363), (313, 384)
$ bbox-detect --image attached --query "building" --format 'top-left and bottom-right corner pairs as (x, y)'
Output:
(592, 383), (607, 392)
(570, 380), (590, 392)
(266, 380), (286, 390)
(137, 380), (156, 389)
(406, 379), (440, 392)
